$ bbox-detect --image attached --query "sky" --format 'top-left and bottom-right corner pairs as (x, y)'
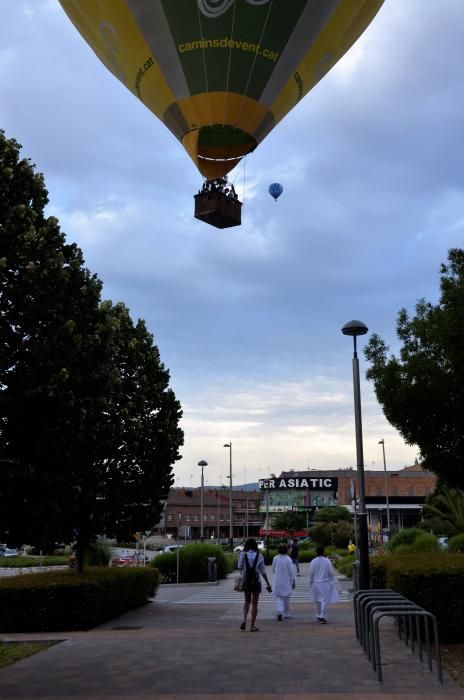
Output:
(1, 1), (463, 488)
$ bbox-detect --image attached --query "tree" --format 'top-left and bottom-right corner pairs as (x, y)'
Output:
(272, 510), (307, 535)
(90, 301), (183, 545)
(364, 249), (464, 490)
(313, 505), (352, 523)
(0, 130), (183, 566)
(422, 486), (464, 536)
(311, 521), (354, 548)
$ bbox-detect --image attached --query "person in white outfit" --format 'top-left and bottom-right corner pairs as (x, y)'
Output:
(308, 545), (339, 624)
(272, 543), (296, 621)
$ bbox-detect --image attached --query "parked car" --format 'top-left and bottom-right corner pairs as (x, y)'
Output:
(111, 551), (137, 567)
(0, 547), (18, 557)
(163, 544), (184, 553)
(438, 536), (448, 549)
(233, 540), (265, 553)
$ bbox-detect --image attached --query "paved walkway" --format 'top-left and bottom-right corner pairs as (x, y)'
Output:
(0, 566), (461, 700)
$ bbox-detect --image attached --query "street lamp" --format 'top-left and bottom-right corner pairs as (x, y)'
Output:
(198, 460), (207, 542)
(378, 439), (391, 538)
(342, 319), (370, 590)
(223, 443), (233, 550)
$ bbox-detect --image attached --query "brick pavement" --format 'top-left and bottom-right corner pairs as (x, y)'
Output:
(0, 569), (461, 700)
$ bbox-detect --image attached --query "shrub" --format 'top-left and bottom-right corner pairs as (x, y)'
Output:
(390, 534), (441, 555)
(407, 533), (441, 554)
(448, 533), (464, 553)
(299, 549), (318, 563)
(368, 553), (464, 642)
(388, 528), (424, 551)
(0, 556), (68, 568)
(85, 539), (112, 566)
(151, 544), (230, 583)
(311, 522), (354, 548)
(334, 555), (356, 578)
(0, 567), (159, 632)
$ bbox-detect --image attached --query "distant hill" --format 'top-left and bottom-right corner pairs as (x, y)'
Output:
(206, 483), (260, 492)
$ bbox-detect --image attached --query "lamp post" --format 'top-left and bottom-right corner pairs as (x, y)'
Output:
(223, 443), (233, 550)
(198, 460), (207, 542)
(265, 484), (270, 557)
(342, 319), (370, 590)
(378, 439), (391, 538)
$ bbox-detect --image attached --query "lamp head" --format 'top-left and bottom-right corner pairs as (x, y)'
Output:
(223, 443), (230, 448)
(341, 320), (368, 337)
(378, 439), (384, 445)
(198, 460), (208, 467)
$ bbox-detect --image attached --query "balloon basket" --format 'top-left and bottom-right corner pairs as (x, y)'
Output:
(194, 190), (242, 228)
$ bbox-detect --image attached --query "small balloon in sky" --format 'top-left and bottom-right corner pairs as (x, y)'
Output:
(268, 183), (283, 202)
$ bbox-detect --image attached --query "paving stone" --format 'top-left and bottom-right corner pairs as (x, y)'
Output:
(0, 573), (461, 698)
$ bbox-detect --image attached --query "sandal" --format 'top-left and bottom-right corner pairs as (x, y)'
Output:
(250, 626), (259, 632)
(240, 621), (246, 631)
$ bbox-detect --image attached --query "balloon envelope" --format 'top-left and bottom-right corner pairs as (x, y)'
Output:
(268, 183), (283, 201)
(59, 0), (383, 179)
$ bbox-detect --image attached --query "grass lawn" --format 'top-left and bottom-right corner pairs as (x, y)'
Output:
(0, 641), (57, 669)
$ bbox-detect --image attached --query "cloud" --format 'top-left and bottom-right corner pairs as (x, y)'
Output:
(0, 0), (458, 484)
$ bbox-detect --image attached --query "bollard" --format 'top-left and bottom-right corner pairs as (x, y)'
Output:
(352, 561), (360, 593)
(207, 556), (218, 585)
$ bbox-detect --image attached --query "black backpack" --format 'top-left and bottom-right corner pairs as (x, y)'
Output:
(243, 551), (260, 593)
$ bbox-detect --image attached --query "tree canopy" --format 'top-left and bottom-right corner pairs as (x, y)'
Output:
(364, 249), (464, 490)
(422, 485), (464, 536)
(0, 130), (183, 561)
(271, 510), (307, 534)
(313, 505), (352, 523)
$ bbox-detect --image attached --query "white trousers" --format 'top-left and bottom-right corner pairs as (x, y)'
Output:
(315, 598), (328, 619)
(275, 595), (290, 617)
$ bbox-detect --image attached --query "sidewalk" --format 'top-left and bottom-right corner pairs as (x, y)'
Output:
(0, 567), (461, 699)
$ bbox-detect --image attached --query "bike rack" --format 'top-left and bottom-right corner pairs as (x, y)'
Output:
(352, 589), (443, 684)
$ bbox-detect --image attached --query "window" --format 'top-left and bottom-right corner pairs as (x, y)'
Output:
(220, 514), (224, 521)
(393, 486), (399, 496)
(408, 486), (415, 496)
(167, 514), (173, 522)
(186, 515), (191, 522)
(203, 514), (207, 521)
(210, 514), (215, 521)
(194, 514), (199, 522)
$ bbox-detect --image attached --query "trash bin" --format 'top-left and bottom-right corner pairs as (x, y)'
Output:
(207, 556), (218, 585)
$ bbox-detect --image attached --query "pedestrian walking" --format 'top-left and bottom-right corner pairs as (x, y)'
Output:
(238, 538), (272, 632)
(288, 538), (300, 575)
(308, 545), (339, 624)
(272, 543), (295, 621)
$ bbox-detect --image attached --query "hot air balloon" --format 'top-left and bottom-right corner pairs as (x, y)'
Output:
(59, 0), (384, 227)
(268, 183), (283, 202)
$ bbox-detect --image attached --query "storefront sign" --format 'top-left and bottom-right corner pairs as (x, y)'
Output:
(259, 477), (338, 491)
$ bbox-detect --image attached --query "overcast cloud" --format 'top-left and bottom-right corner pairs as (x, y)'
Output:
(1, 1), (463, 486)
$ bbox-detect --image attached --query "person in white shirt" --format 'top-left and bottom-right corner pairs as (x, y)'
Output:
(272, 543), (296, 621)
(308, 545), (339, 624)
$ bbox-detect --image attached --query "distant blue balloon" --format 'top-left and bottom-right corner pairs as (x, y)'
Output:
(268, 182), (283, 201)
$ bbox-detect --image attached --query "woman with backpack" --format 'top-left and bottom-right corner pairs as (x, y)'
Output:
(238, 538), (272, 632)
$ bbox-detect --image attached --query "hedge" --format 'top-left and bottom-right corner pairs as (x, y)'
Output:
(0, 556), (68, 568)
(368, 553), (464, 642)
(0, 566), (159, 632)
(152, 543), (232, 583)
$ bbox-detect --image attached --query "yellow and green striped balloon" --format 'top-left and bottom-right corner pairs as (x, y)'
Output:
(59, 0), (383, 179)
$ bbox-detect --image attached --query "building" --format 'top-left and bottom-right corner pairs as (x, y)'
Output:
(259, 464), (436, 538)
(156, 487), (261, 542)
